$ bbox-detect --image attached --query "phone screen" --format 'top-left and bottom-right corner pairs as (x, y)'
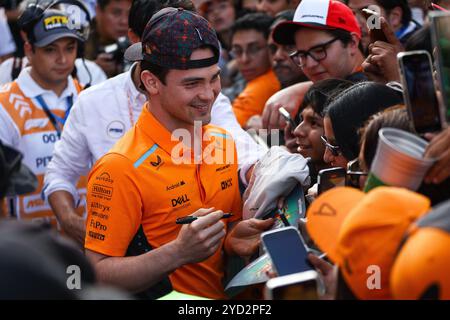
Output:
(271, 279), (318, 300)
(318, 168), (346, 195)
(262, 227), (312, 276)
(401, 53), (442, 134)
(432, 14), (450, 124)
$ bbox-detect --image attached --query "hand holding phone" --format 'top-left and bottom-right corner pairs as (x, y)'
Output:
(361, 8), (389, 43)
(430, 12), (450, 126)
(398, 50), (443, 134)
(261, 226), (313, 276)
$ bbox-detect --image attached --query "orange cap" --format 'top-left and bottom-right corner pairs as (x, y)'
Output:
(306, 186), (431, 299)
(391, 200), (450, 300)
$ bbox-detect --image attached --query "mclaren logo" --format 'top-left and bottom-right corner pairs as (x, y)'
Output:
(151, 155), (162, 167)
(150, 155), (164, 170)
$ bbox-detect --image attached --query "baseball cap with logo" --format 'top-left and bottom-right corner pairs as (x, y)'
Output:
(124, 7), (220, 69)
(391, 199), (450, 300)
(30, 9), (84, 47)
(306, 186), (431, 299)
(272, 0), (361, 45)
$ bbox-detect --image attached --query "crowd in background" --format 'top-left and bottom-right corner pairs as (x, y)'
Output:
(0, 0), (450, 300)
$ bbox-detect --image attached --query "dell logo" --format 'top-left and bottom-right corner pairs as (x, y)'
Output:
(171, 194), (190, 207)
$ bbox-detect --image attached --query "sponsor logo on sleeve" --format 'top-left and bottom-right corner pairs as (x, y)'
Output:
(95, 172), (114, 184)
(106, 121), (126, 139)
(88, 231), (105, 241)
(89, 219), (108, 231)
(91, 184), (113, 200)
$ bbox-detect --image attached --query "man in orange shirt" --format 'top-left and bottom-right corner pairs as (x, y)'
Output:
(84, 8), (272, 299)
(231, 12), (281, 128)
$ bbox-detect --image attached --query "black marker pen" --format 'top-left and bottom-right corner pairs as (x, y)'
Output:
(176, 213), (233, 224)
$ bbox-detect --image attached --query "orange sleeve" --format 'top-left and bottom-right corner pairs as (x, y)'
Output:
(232, 72), (281, 127)
(84, 153), (143, 257)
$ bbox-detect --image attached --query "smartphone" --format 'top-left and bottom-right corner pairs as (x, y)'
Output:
(430, 12), (450, 126)
(265, 270), (320, 300)
(398, 50), (443, 134)
(361, 8), (388, 43)
(279, 107), (298, 129)
(317, 167), (346, 195)
(261, 226), (313, 276)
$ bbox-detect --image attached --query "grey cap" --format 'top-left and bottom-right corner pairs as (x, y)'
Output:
(32, 9), (84, 47)
(124, 42), (143, 62)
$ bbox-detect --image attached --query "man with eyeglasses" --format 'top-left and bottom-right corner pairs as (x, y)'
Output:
(230, 12), (281, 127)
(268, 10), (308, 88)
(262, 0), (367, 130)
(273, 0), (366, 83)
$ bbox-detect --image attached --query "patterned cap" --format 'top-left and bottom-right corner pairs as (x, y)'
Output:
(124, 7), (220, 69)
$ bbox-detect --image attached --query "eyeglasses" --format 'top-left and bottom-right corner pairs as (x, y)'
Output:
(289, 37), (340, 68)
(321, 135), (341, 157)
(346, 158), (368, 188)
(230, 44), (268, 59)
(268, 43), (297, 56)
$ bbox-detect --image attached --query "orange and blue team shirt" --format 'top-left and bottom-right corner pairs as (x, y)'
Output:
(85, 104), (243, 299)
(0, 81), (86, 226)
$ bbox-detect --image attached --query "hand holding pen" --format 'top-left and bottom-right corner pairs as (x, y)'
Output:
(176, 213), (233, 224)
(173, 208), (228, 265)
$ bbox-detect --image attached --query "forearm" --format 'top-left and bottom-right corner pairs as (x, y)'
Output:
(88, 241), (185, 293)
(48, 191), (81, 225)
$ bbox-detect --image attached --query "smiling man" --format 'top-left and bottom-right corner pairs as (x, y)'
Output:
(0, 8), (85, 228)
(83, 8), (270, 299)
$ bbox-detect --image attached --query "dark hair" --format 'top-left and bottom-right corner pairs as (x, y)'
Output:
(97, 0), (131, 10)
(324, 81), (404, 161)
(128, 0), (196, 38)
(377, 0), (412, 27)
(360, 106), (450, 206)
(296, 79), (354, 124)
(139, 60), (170, 86)
(360, 106), (412, 170)
(272, 9), (295, 26)
(343, 0), (412, 26)
(324, 28), (364, 55)
(231, 12), (274, 39)
(404, 24), (432, 57)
